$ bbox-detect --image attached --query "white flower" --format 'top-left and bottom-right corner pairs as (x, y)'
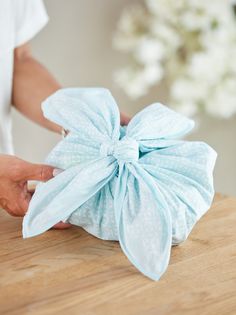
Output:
(142, 63), (164, 84)
(187, 49), (228, 85)
(134, 37), (166, 64)
(146, 0), (177, 23)
(205, 79), (236, 118)
(113, 5), (149, 52)
(170, 78), (207, 102)
(114, 63), (164, 99)
(172, 101), (198, 117)
(149, 22), (181, 50)
(114, 0), (236, 119)
(114, 67), (148, 99)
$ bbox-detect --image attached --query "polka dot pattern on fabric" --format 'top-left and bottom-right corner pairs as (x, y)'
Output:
(23, 88), (217, 281)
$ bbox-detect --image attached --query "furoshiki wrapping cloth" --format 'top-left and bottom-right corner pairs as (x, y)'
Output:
(23, 88), (217, 281)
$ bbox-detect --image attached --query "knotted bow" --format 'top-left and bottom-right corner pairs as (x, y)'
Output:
(23, 88), (217, 280)
(100, 137), (139, 162)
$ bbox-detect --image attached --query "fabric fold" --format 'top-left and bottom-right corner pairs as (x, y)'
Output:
(23, 157), (117, 237)
(114, 163), (172, 280)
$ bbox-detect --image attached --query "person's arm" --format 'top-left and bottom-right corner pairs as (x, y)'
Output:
(12, 43), (62, 133)
(12, 43), (130, 130)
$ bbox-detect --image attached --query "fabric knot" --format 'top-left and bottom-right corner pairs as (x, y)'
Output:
(100, 137), (139, 162)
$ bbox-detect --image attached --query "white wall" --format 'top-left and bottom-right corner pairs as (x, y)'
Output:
(12, 0), (236, 196)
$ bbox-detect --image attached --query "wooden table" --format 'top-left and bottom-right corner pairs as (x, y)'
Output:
(0, 194), (236, 315)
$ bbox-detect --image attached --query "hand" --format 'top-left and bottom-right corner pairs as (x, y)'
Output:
(0, 155), (54, 217)
(120, 112), (131, 125)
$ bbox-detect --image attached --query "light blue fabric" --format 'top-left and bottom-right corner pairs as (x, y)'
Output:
(23, 88), (217, 281)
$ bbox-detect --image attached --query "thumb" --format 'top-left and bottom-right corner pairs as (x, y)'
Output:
(22, 162), (55, 182)
(120, 113), (131, 126)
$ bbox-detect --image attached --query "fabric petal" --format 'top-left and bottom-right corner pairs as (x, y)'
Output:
(140, 141), (217, 243)
(23, 157), (117, 238)
(68, 177), (118, 240)
(45, 133), (100, 170)
(114, 163), (172, 280)
(42, 88), (120, 143)
(126, 103), (194, 150)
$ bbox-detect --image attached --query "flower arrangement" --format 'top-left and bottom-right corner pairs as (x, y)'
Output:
(113, 0), (236, 118)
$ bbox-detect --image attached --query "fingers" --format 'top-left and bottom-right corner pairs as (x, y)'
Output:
(1, 198), (29, 217)
(120, 112), (131, 126)
(21, 162), (55, 182)
(52, 222), (72, 229)
(3, 156), (55, 182)
(0, 156), (56, 217)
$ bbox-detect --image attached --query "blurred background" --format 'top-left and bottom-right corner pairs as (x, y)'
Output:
(12, 0), (236, 196)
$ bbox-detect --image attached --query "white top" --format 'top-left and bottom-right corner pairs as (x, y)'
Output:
(0, 0), (48, 154)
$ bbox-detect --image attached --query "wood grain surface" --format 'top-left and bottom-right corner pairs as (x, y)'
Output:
(0, 193), (235, 315)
